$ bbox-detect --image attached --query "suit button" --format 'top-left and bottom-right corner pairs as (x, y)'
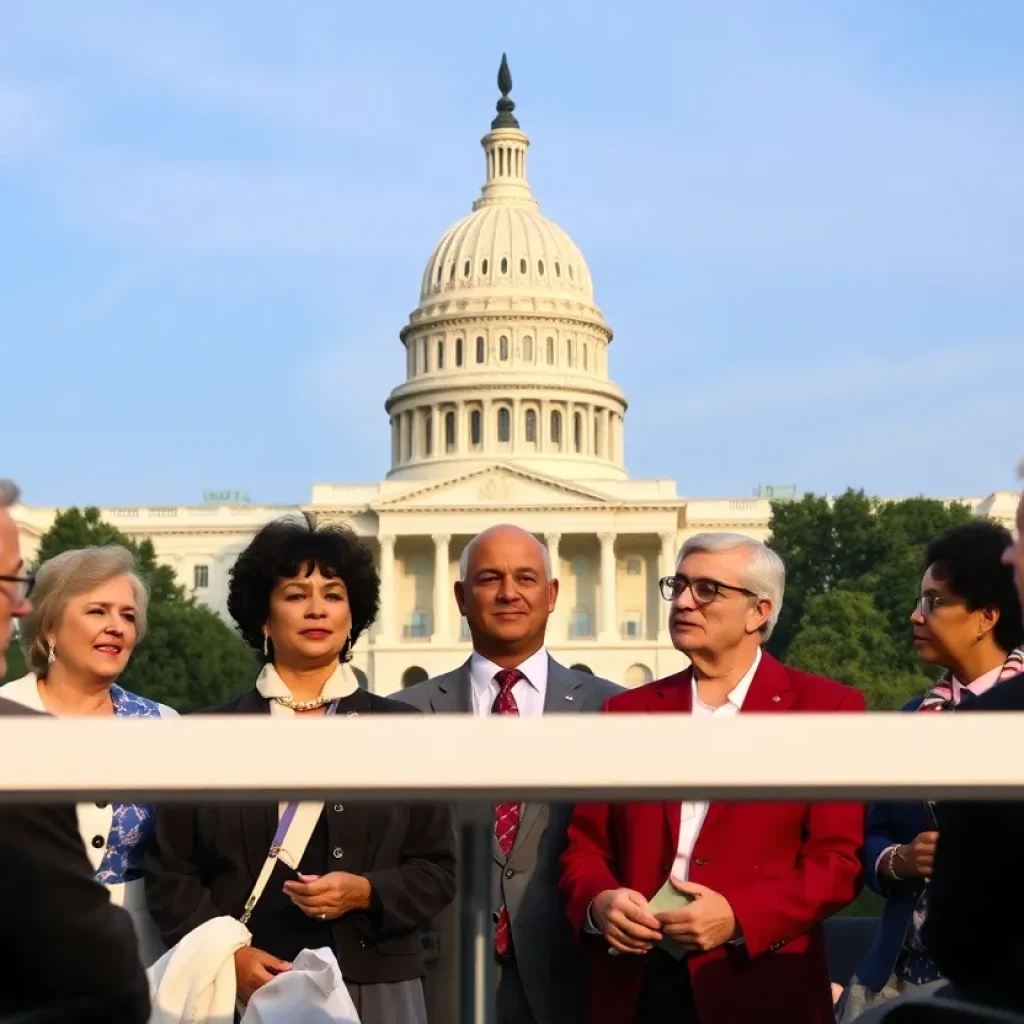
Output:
(91, 835), (105, 849)
(505, 869), (515, 879)
(333, 804), (344, 813)
(359, 938), (366, 948)
(95, 801), (108, 809)
(332, 847), (344, 860)
(661, 863), (672, 873)
(694, 857), (707, 867)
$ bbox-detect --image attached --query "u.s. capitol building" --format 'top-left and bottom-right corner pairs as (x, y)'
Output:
(12, 60), (1018, 691)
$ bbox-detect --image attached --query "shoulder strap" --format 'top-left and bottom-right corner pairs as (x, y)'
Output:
(239, 699), (340, 926)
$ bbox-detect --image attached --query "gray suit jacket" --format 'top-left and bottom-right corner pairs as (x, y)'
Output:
(390, 655), (622, 1024)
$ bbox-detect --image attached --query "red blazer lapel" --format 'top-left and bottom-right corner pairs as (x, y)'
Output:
(652, 670), (692, 857)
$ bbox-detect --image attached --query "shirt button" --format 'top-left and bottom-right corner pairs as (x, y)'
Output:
(91, 835), (105, 849)
(333, 804), (344, 813)
(332, 847), (344, 860)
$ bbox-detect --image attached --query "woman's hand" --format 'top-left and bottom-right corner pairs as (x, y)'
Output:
(283, 871), (373, 921)
(897, 831), (939, 879)
(234, 946), (290, 1004)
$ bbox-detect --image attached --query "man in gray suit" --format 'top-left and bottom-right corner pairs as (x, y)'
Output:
(392, 524), (622, 1024)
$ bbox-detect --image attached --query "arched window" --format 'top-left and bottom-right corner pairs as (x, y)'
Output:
(574, 412), (583, 453)
(476, 337), (485, 363)
(424, 414), (433, 456)
(497, 407), (511, 443)
(565, 339), (572, 367)
(523, 336), (533, 362)
(555, 261), (561, 278)
(550, 410), (562, 446)
(463, 259), (471, 277)
(470, 410), (482, 447)
(525, 409), (537, 443)
(546, 337), (554, 364)
(499, 335), (509, 361)
(445, 411), (456, 452)
(455, 338), (463, 366)
(437, 340), (444, 370)
(481, 258), (489, 275)
(568, 264), (574, 280)
(538, 260), (545, 276)
(500, 257), (508, 275)
(436, 264), (442, 285)
(449, 262), (455, 282)
(520, 257), (527, 274)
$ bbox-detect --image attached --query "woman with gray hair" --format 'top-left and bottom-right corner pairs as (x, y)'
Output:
(0, 544), (177, 966)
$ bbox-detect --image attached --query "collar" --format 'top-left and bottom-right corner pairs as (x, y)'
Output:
(692, 646), (763, 710)
(256, 661), (359, 701)
(469, 646), (548, 697)
(0, 672), (45, 711)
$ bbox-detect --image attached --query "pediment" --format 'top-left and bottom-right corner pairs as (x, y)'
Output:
(373, 465), (617, 510)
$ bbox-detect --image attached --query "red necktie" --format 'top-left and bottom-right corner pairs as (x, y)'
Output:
(492, 668), (522, 957)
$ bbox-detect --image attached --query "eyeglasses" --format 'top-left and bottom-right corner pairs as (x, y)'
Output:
(0, 573), (34, 604)
(659, 574), (758, 605)
(916, 594), (959, 617)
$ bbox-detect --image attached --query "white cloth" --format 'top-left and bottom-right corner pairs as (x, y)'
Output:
(244, 948), (360, 1024)
(147, 916), (251, 1024)
(469, 647), (548, 717)
(672, 647), (762, 881)
(0, 671), (174, 964)
(255, 661), (359, 710)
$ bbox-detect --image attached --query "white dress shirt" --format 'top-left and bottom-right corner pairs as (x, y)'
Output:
(469, 646), (549, 717)
(672, 647), (762, 881)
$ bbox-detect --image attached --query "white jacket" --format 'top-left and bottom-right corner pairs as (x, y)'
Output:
(0, 671), (176, 965)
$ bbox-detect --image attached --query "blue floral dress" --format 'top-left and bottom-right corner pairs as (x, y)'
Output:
(94, 684), (163, 884)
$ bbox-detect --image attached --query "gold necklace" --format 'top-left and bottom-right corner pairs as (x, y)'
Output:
(271, 695), (333, 712)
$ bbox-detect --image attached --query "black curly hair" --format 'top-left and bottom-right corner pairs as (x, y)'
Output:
(925, 520), (1024, 655)
(227, 515), (380, 663)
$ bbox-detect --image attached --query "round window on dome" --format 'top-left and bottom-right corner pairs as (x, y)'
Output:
(519, 258), (527, 274)
(481, 258), (489, 275)
(538, 260), (545, 276)
(500, 257), (508, 275)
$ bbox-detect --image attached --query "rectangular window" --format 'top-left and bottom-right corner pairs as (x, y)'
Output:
(569, 608), (592, 639)
(404, 611), (431, 639)
(470, 410), (482, 447)
(445, 411), (456, 452)
(193, 564), (209, 590)
(622, 612), (643, 639)
(625, 557), (643, 576)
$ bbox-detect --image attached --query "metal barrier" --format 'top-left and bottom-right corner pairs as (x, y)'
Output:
(1, 712), (1022, 1024)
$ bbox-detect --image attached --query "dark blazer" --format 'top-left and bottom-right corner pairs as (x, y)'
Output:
(391, 655), (622, 1024)
(854, 695), (933, 992)
(923, 671), (1024, 1008)
(0, 698), (150, 1024)
(144, 686), (457, 986)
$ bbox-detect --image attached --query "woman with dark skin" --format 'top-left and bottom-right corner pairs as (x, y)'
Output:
(145, 517), (456, 1023)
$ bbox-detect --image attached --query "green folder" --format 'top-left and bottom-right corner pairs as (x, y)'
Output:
(646, 879), (694, 961)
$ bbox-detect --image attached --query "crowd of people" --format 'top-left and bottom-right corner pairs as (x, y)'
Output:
(0, 467), (1022, 1024)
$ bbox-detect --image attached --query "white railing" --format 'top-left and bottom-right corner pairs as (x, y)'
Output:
(1, 713), (1022, 803)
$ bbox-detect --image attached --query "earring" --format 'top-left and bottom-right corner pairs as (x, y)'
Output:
(47, 642), (56, 666)
(341, 635), (353, 662)
(262, 633), (269, 659)
(977, 631), (984, 643)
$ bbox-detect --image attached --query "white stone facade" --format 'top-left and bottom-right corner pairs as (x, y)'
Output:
(11, 67), (1020, 694)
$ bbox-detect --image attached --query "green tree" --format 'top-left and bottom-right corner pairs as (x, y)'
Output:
(787, 588), (925, 710)
(4, 507), (255, 709)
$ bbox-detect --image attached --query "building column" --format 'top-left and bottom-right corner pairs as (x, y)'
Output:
(377, 535), (396, 644)
(658, 531), (676, 643)
(432, 533), (450, 643)
(598, 532), (617, 641)
(545, 532), (562, 642)
(430, 404), (439, 458)
(540, 399), (549, 453)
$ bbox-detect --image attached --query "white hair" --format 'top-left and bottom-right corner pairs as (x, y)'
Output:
(0, 479), (20, 509)
(459, 526), (553, 581)
(678, 532), (786, 640)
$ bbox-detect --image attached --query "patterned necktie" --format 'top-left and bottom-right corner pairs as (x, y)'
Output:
(492, 668), (522, 957)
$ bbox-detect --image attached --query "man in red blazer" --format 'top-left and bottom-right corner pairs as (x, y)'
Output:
(560, 532), (865, 1024)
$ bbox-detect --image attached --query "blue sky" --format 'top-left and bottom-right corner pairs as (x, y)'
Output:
(2, 1), (1021, 507)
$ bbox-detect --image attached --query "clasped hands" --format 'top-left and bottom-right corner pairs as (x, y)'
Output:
(235, 871), (373, 1003)
(592, 878), (738, 956)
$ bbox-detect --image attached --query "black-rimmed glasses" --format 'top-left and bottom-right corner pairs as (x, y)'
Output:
(0, 573), (34, 604)
(915, 594), (959, 617)
(658, 574), (757, 605)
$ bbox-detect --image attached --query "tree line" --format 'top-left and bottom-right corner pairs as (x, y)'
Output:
(4, 493), (974, 711)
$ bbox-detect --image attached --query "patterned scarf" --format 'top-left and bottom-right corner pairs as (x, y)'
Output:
(916, 646), (1024, 712)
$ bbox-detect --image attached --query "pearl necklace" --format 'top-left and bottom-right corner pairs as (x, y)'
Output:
(271, 695), (333, 712)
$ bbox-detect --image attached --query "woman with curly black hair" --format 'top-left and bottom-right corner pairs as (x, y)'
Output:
(838, 519), (1024, 1020)
(144, 517), (455, 1024)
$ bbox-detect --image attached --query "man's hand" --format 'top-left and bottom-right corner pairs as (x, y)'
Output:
(234, 946), (290, 1004)
(283, 871), (373, 920)
(591, 888), (662, 954)
(898, 831), (938, 880)
(655, 879), (738, 953)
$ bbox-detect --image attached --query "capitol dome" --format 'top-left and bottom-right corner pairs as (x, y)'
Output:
(385, 56), (627, 483)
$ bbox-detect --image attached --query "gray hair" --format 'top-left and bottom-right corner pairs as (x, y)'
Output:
(459, 525), (553, 581)
(20, 545), (149, 675)
(678, 532), (786, 640)
(0, 479), (20, 509)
